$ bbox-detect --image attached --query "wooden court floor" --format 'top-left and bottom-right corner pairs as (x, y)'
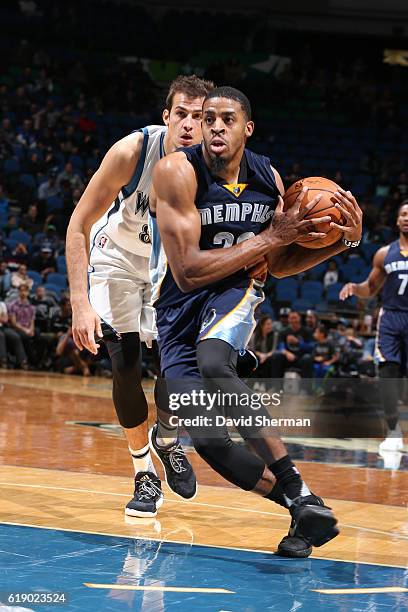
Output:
(0, 371), (407, 571)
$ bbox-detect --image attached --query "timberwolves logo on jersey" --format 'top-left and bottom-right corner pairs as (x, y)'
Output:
(135, 191), (149, 217)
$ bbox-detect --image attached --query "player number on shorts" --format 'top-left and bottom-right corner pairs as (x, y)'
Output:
(213, 231), (255, 248)
(398, 274), (408, 295)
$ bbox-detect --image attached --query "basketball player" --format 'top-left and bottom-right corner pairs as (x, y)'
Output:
(340, 201), (408, 452)
(66, 76), (214, 518)
(151, 86), (363, 556)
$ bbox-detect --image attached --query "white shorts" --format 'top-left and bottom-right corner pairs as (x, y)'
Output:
(88, 232), (156, 344)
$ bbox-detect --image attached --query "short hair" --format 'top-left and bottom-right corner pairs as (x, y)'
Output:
(204, 86), (252, 120)
(165, 75), (215, 110)
(397, 200), (408, 216)
(317, 324), (329, 337)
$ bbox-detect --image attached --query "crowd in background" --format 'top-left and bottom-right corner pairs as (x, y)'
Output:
(1, 2), (407, 377)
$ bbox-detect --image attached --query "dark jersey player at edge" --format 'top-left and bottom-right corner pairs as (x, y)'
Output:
(340, 201), (408, 452)
(150, 86), (363, 557)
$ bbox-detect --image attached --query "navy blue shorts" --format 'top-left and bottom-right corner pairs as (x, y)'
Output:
(375, 308), (408, 367)
(156, 279), (264, 378)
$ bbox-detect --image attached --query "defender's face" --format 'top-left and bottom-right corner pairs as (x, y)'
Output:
(163, 93), (204, 149)
(202, 97), (253, 163)
(397, 204), (408, 234)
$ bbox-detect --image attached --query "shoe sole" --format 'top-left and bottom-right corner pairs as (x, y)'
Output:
(277, 545), (313, 558)
(296, 506), (339, 548)
(149, 427), (198, 501)
(124, 494), (163, 518)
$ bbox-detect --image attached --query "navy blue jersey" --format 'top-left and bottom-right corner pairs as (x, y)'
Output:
(151, 144), (279, 308)
(382, 240), (408, 311)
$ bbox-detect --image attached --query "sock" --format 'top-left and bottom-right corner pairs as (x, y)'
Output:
(269, 455), (310, 506)
(129, 443), (156, 475)
(156, 417), (178, 447)
(265, 481), (289, 509)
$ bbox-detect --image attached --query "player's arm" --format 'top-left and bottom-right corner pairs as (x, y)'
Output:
(66, 133), (142, 353)
(266, 169), (363, 278)
(339, 247), (387, 300)
(153, 154), (330, 292)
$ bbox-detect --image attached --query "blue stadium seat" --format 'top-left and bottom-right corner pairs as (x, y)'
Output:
(275, 288), (297, 303)
(292, 299), (313, 312)
(28, 270), (43, 285)
(9, 229), (31, 245)
(43, 283), (63, 296)
(46, 273), (67, 287)
(361, 243), (381, 262)
(3, 158), (20, 174)
(307, 262), (328, 280)
(56, 255), (67, 274)
(19, 173), (37, 190)
(326, 283), (344, 302)
(46, 196), (63, 212)
(276, 278), (298, 292)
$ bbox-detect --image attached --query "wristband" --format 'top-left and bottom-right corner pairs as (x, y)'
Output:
(343, 238), (361, 248)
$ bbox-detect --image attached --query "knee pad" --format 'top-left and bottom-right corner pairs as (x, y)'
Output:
(197, 338), (236, 379)
(106, 332), (148, 429)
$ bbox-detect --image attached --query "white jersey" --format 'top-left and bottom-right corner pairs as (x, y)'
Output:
(90, 125), (166, 257)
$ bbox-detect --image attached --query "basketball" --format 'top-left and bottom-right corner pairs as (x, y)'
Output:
(283, 177), (344, 249)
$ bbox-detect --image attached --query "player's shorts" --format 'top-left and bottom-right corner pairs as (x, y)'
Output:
(375, 308), (408, 367)
(88, 232), (156, 344)
(156, 279), (264, 378)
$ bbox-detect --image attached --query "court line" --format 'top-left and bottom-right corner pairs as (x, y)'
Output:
(1, 520), (406, 570)
(0, 480), (407, 541)
(312, 587), (408, 595)
(84, 583), (234, 594)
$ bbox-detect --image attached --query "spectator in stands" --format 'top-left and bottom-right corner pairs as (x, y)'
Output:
(57, 162), (83, 191)
(8, 243), (29, 267)
(32, 285), (56, 333)
(323, 261), (340, 287)
(269, 311), (314, 381)
(21, 203), (42, 234)
(274, 307), (291, 333)
(56, 327), (90, 376)
(249, 315), (277, 378)
(395, 171), (408, 200)
(8, 284), (36, 364)
(0, 299), (28, 369)
(38, 168), (60, 201)
(0, 261), (11, 298)
(31, 245), (56, 279)
(312, 325), (340, 379)
(305, 310), (319, 333)
(10, 263), (33, 291)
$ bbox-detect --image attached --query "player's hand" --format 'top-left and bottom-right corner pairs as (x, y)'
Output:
(71, 301), (102, 355)
(246, 256), (268, 281)
(339, 282), (356, 300)
(269, 189), (331, 246)
(331, 188), (363, 241)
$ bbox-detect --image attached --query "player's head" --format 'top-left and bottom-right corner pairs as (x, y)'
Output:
(201, 86), (254, 174)
(397, 201), (408, 236)
(163, 75), (214, 151)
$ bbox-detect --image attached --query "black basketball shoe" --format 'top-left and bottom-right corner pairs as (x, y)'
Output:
(277, 520), (313, 558)
(149, 424), (197, 500)
(125, 471), (163, 518)
(287, 494), (339, 548)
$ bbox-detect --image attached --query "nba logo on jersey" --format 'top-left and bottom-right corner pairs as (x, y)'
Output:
(97, 235), (108, 249)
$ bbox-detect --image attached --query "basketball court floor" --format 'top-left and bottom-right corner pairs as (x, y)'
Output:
(0, 371), (407, 611)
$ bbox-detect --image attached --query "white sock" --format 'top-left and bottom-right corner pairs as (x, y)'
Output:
(156, 418), (178, 447)
(129, 443), (156, 475)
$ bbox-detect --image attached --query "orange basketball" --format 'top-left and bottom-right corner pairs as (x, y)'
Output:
(283, 177), (344, 249)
